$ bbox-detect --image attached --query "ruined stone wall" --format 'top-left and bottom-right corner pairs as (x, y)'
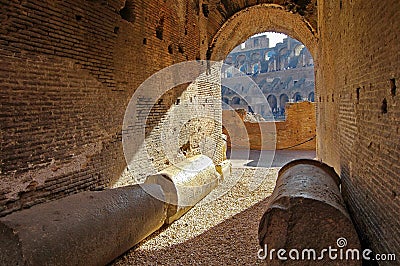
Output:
(222, 66), (315, 107)
(223, 102), (316, 150)
(317, 0), (400, 255)
(0, 0), (223, 216)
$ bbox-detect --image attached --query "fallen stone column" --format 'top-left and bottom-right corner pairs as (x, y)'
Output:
(258, 159), (361, 265)
(145, 154), (221, 224)
(0, 184), (167, 266)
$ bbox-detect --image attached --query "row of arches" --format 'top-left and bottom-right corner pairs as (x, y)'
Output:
(227, 52), (263, 65)
(266, 92), (313, 114)
(212, 3), (318, 121)
(223, 39), (314, 77)
(222, 92), (314, 119)
(223, 92), (314, 107)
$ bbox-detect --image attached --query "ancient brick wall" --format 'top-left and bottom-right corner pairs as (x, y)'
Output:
(0, 0), (125, 216)
(115, 66), (224, 187)
(2, 0), (398, 257)
(0, 0), (223, 216)
(317, 0), (399, 255)
(223, 102), (316, 150)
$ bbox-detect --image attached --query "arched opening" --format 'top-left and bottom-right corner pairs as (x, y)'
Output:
(221, 34), (314, 118)
(235, 54), (247, 75)
(208, 5), (318, 61)
(221, 35), (316, 171)
(267, 94), (277, 113)
(232, 96), (241, 105)
(294, 44), (305, 57)
(308, 92), (315, 102)
(293, 92), (303, 102)
(215, 4), (317, 169)
(251, 53), (260, 61)
(279, 93), (289, 114)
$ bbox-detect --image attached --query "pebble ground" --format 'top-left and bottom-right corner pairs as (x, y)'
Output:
(111, 167), (278, 266)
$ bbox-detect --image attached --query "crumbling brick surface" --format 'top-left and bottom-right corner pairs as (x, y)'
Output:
(0, 0), (219, 216)
(317, 0), (400, 255)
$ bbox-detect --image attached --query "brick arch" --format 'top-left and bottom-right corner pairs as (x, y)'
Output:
(208, 4), (318, 62)
(308, 91), (315, 102)
(279, 93), (289, 109)
(267, 94), (278, 112)
(293, 92), (303, 102)
(232, 96), (241, 105)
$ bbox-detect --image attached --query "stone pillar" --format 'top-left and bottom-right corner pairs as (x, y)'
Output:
(258, 159), (361, 265)
(145, 155), (221, 224)
(0, 185), (167, 266)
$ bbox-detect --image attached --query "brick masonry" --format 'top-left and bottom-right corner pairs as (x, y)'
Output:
(0, 0), (398, 258)
(0, 0), (223, 216)
(317, 0), (400, 255)
(223, 102), (316, 150)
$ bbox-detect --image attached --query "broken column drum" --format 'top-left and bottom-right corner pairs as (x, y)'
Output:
(258, 159), (361, 265)
(145, 154), (221, 224)
(0, 184), (167, 266)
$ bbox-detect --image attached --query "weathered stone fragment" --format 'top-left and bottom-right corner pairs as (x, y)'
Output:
(258, 159), (361, 265)
(0, 185), (167, 266)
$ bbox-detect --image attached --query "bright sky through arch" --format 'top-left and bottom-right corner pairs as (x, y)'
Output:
(255, 32), (287, 48)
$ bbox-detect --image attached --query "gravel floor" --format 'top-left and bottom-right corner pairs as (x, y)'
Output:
(111, 167), (278, 266)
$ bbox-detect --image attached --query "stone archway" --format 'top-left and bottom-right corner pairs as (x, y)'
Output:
(231, 97), (240, 105)
(208, 4), (318, 62)
(267, 94), (278, 113)
(308, 92), (315, 102)
(293, 92), (303, 102)
(279, 93), (289, 114)
(209, 4), (318, 131)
